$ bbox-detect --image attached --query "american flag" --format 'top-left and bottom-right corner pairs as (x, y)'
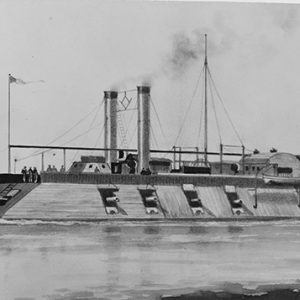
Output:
(9, 74), (26, 84)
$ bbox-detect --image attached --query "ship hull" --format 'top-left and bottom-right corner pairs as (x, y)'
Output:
(1, 173), (300, 221)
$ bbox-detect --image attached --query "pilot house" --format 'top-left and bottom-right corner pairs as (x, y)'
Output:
(240, 152), (300, 177)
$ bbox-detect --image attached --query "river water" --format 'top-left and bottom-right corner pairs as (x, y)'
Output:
(1, 220), (300, 300)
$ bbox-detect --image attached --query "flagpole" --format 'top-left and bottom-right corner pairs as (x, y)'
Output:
(8, 74), (11, 173)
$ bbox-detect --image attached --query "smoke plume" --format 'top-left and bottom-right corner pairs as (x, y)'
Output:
(164, 28), (236, 79)
(111, 27), (236, 89)
(166, 32), (203, 77)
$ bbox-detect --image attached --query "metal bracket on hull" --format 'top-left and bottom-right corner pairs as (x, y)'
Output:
(224, 185), (244, 216)
(97, 185), (127, 216)
(137, 185), (161, 215)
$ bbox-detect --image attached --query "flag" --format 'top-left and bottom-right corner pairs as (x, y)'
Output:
(9, 74), (26, 85)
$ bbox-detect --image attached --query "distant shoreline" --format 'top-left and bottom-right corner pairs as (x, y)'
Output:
(161, 284), (300, 300)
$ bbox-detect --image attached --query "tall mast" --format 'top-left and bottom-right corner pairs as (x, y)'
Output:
(204, 34), (208, 165)
(8, 74), (11, 173)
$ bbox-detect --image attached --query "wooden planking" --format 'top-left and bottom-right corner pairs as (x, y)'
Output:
(4, 183), (107, 220)
(0, 183), (38, 217)
(196, 186), (233, 217)
(156, 186), (193, 218)
(238, 187), (300, 217)
(4, 183), (164, 220)
(237, 188), (258, 216)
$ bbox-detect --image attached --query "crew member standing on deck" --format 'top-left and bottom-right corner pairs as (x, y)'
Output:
(21, 166), (27, 183)
(28, 167), (33, 183)
(126, 154), (136, 174)
(32, 167), (39, 183)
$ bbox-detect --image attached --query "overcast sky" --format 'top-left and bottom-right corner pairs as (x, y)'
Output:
(1, 0), (300, 172)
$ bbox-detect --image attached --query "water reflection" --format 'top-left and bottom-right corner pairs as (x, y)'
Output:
(1, 246), (13, 256)
(227, 225), (244, 234)
(2, 221), (300, 300)
(189, 226), (208, 235)
(40, 246), (49, 262)
(103, 226), (122, 234)
(143, 226), (161, 235)
(50, 290), (98, 300)
(103, 225), (122, 293)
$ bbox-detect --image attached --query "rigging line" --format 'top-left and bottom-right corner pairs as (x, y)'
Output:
(117, 104), (129, 148)
(117, 119), (124, 148)
(125, 119), (137, 149)
(196, 72), (205, 148)
(48, 100), (104, 146)
(20, 101), (103, 159)
(128, 124), (137, 147)
(172, 64), (205, 147)
(61, 121), (102, 146)
(69, 151), (79, 168)
(208, 67), (244, 146)
(16, 152), (39, 162)
(17, 143), (60, 162)
(70, 104), (102, 161)
(208, 76), (222, 144)
(192, 65), (205, 98)
(17, 100), (105, 161)
(18, 123), (104, 161)
(121, 105), (137, 146)
(82, 100), (102, 144)
(150, 97), (168, 146)
(88, 102), (102, 131)
(93, 123), (105, 148)
(120, 111), (129, 148)
(17, 121), (105, 162)
(118, 89), (136, 93)
(17, 147), (54, 162)
(118, 96), (137, 147)
(68, 117), (104, 163)
(16, 145), (53, 162)
(150, 125), (159, 150)
(245, 146), (254, 153)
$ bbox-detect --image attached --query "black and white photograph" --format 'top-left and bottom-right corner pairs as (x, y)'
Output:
(1, 0), (300, 299)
